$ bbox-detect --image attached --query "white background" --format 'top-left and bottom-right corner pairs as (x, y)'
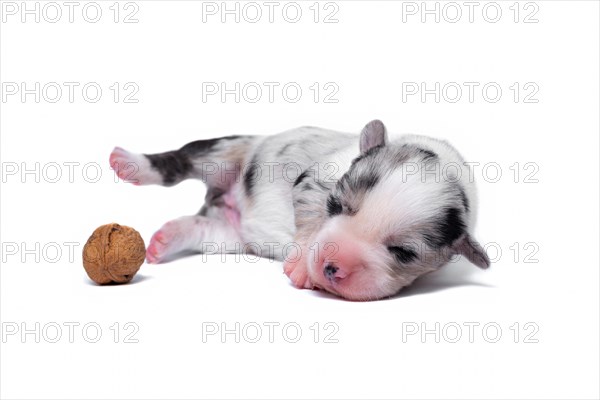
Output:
(1, 1), (599, 399)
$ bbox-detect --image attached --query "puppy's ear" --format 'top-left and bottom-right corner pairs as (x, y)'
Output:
(359, 120), (388, 153)
(452, 233), (490, 269)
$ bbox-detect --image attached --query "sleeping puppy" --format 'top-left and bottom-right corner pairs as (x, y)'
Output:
(110, 120), (490, 301)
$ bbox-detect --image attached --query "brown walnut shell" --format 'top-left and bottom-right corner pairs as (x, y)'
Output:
(82, 223), (145, 284)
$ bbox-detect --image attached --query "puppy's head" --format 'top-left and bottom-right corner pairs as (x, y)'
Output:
(307, 120), (490, 301)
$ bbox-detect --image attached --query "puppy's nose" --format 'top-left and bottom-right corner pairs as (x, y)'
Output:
(323, 263), (338, 280)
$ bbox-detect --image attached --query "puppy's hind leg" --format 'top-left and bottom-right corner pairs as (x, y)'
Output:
(109, 135), (258, 187)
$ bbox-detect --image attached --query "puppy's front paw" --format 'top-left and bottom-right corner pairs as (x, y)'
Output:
(283, 253), (314, 290)
(146, 229), (171, 264)
(146, 220), (186, 264)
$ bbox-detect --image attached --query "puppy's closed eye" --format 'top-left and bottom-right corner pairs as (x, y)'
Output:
(388, 246), (418, 264)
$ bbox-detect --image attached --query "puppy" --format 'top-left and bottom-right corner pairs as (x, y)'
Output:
(110, 120), (489, 300)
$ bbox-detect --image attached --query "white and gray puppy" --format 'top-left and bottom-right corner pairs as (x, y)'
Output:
(110, 120), (490, 301)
